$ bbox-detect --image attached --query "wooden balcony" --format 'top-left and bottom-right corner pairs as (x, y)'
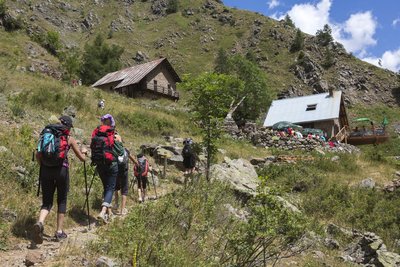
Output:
(147, 84), (179, 100)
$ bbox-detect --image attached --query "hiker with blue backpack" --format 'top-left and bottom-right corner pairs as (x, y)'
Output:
(90, 114), (124, 223)
(33, 116), (87, 244)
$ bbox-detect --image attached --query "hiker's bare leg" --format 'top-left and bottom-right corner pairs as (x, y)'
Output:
(121, 195), (127, 212)
(138, 188), (143, 202)
(38, 209), (49, 224)
(56, 213), (65, 232)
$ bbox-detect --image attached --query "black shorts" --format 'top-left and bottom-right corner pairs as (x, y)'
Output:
(183, 155), (196, 169)
(40, 165), (69, 213)
(115, 166), (129, 195)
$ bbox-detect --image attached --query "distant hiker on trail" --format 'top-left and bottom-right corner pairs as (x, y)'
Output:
(113, 141), (137, 215)
(98, 99), (105, 110)
(182, 138), (196, 175)
(33, 116), (87, 244)
(90, 114), (122, 224)
(134, 154), (150, 203)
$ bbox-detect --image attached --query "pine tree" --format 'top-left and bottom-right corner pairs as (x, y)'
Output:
(316, 24), (333, 46)
(290, 29), (304, 52)
(166, 0), (178, 14)
(214, 48), (230, 74)
(284, 14), (295, 27)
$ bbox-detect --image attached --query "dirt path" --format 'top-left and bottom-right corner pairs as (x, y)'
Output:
(1, 222), (99, 267)
(0, 179), (176, 267)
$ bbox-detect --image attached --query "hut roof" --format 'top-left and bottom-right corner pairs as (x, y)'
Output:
(264, 91), (343, 127)
(92, 58), (181, 89)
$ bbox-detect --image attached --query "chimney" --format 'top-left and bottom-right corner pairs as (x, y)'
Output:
(328, 87), (334, 97)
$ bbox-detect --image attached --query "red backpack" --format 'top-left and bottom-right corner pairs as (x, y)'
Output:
(134, 158), (149, 177)
(90, 125), (115, 165)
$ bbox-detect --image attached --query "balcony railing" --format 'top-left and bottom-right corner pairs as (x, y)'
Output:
(147, 84), (179, 99)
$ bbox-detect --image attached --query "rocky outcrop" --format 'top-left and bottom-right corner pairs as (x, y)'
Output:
(151, 0), (167, 16)
(210, 157), (258, 196)
(326, 223), (400, 267)
(341, 232), (400, 266)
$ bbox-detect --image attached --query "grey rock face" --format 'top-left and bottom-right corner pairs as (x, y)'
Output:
(210, 157), (258, 195)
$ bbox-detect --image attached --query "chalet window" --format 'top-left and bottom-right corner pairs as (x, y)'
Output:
(153, 80), (158, 90)
(168, 84), (171, 90)
(306, 104), (317, 111)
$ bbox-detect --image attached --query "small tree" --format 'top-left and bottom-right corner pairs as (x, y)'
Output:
(44, 31), (62, 56)
(223, 177), (306, 266)
(182, 73), (244, 181)
(290, 29), (304, 52)
(166, 0), (178, 14)
(283, 14), (295, 28)
(316, 24), (333, 46)
(80, 34), (124, 85)
(225, 55), (272, 123)
(60, 48), (81, 81)
(214, 47), (230, 74)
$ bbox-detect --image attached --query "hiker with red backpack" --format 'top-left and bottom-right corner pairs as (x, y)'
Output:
(33, 116), (87, 244)
(90, 114), (122, 223)
(134, 154), (150, 203)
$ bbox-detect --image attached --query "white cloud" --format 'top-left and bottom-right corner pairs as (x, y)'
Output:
(363, 48), (400, 72)
(268, 0), (280, 10)
(334, 11), (377, 55)
(275, 0), (378, 57)
(393, 18), (400, 27)
(286, 0), (331, 35)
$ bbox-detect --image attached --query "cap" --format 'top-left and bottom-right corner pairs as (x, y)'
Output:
(100, 114), (115, 127)
(59, 115), (73, 128)
(137, 153), (144, 159)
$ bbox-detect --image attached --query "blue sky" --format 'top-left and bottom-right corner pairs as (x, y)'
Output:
(224, 0), (400, 72)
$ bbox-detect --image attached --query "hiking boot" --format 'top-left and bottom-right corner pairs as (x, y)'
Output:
(32, 222), (44, 244)
(97, 212), (108, 224)
(54, 231), (67, 242)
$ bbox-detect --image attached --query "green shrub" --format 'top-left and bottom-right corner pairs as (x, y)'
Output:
(166, 0), (179, 14)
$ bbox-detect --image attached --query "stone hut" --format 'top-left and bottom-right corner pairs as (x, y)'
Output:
(92, 58), (181, 100)
(264, 90), (348, 137)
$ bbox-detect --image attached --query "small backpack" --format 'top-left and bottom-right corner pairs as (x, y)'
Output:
(90, 125), (116, 165)
(37, 124), (70, 167)
(117, 148), (129, 169)
(182, 144), (193, 158)
(134, 158), (148, 177)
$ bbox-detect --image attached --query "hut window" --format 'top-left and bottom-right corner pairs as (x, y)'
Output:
(306, 104), (317, 111)
(168, 84), (171, 90)
(153, 80), (158, 90)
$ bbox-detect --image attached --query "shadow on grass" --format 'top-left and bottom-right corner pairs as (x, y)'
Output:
(68, 205), (97, 226)
(11, 214), (36, 240)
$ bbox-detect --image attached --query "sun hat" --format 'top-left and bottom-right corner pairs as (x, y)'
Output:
(59, 115), (73, 128)
(100, 114), (115, 127)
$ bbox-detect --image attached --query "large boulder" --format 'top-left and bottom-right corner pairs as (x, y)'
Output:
(210, 157), (258, 195)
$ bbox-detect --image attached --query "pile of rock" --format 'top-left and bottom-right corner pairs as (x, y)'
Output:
(236, 124), (359, 154)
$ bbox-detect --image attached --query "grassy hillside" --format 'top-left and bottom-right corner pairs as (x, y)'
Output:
(2, 1), (400, 265)
(2, 0), (399, 106)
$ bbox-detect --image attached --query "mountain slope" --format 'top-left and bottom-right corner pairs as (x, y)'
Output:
(2, 0), (399, 107)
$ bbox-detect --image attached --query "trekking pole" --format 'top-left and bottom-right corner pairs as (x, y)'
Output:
(83, 167), (97, 210)
(151, 169), (158, 199)
(83, 161), (91, 230)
